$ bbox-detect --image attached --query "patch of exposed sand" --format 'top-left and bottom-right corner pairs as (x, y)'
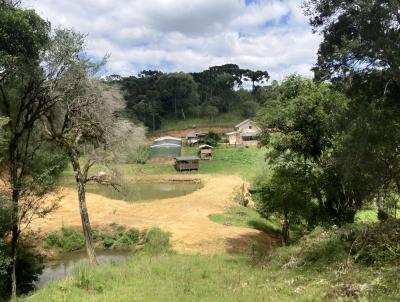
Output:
(31, 174), (278, 254)
(147, 127), (233, 142)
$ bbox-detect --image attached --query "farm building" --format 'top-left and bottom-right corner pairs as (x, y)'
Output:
(186, 132), (207, 146)
(186, 133), (199, 146)
(149, 136), (182, 158)
(198, 144), (213, 160)
(226, 119), (261, 146)
(174, 156), (199, 171)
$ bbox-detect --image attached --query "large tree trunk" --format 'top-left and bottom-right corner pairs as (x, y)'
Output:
(152, 112), (156, 132)
(174, 96), (177, 119)
(70, 154), (98, 266)
(76, 179), (98, 266)
(282, 213), (289, 246)
(10, 205), (18, 301)
(10, 149), (20, 301)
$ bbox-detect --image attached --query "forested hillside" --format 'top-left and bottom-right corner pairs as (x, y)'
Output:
(107, 65), (270, 130)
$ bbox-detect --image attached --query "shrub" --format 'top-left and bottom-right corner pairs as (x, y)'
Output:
(103, 236), (115, 249)
(116, 226), (126, 238)
(129, 144), (150, 164)
(92, 230), (105, 241)
(119, 228), (140, 247)
(59, 228), (85, 252)
(377, 209), (389, 221)
(142, 228), (171, 255)
(0, 245), (44, 299)
(46, 231), (60, 248)
(46, 228), (85, 252)
(204, 131), (221, 147)
(350, 219), (400, 265)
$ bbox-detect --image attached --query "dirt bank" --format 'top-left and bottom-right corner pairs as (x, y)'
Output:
(31, 175), (278, 254)
(147, 127), (233, 141)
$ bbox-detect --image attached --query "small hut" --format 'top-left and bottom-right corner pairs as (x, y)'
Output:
(174, 156), (199, 172)
(196, 132), (207, 143)
(149, 136), (182, 158)
(198, 144), (213, 160)
(186, 133), (199, 146)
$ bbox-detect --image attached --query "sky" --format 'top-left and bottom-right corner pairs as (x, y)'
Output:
(23, 0), (321, 81)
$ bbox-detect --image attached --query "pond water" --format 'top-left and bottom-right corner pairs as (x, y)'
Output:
(64, 180), (203, 202)
(34, 250), (130, 289)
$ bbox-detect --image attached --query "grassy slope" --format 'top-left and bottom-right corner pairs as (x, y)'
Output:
(23, 254), (329, 302)
(153, 112), (241, 133)
(208, 206), (281, 234)
(60, 146), (267, 182)
(23, 225), (400, 302)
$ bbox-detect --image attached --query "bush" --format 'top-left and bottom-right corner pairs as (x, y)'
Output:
(350, 219), (400, 265)
(142, 228), (171, 255)
(0, 245), (43, 299)
(129, 144), (150, 164)
(46, 231), (60, 248)
(103, 236), (115, 249)
(204, 131), (221, 147)
(378, 209), (389, 221)
(119, 228), (140, 247)
(46, 228), (85, 252)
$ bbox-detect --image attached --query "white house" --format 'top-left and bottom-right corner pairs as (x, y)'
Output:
(226, 119), (261, 146)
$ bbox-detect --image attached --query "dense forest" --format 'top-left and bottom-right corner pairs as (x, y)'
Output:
(107, 65), (270, 130)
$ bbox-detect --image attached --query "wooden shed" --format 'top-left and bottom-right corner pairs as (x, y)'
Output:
(174, 156), (199, 172)
(198, 144), (213, 160)
(186, 133), (199, 146)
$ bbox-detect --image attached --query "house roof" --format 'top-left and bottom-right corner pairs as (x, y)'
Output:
(198, 144), (213, 149)
(226, 131), (239, 135)
(235, 119), (251, 129)
(186, 133), (197, 138)
(235, 119), (261, 130)
(175, 156), (199, 161)
(195, 132), (207, 137)
(150, 143), (181, 148)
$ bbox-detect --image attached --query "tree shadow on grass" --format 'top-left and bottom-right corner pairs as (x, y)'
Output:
(225, 231), (281, 255)
(247, 220), (281, 236)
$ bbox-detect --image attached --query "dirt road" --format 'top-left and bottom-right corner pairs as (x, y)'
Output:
(31, 175), (278, 254)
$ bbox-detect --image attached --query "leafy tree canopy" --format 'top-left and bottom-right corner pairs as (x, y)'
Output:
(305, 0), (400, 82)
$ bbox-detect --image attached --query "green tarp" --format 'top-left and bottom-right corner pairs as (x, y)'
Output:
(149, 143), (181, 158)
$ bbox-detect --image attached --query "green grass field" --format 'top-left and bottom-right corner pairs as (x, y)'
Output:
(60, 146), (267, 184)
(153, 112), (242, 133)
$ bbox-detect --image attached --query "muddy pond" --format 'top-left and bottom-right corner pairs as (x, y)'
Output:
(35, 250), (130, 289)
(63, 180), (203, 202)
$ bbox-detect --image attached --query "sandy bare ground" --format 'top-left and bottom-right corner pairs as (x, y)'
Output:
(147, 127), (233, 142)
(31, 175), (278, 254)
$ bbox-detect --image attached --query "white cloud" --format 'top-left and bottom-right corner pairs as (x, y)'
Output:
(24, 0), (320, 81)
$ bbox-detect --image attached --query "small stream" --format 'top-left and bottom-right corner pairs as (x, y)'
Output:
(34, 250), (130, 289)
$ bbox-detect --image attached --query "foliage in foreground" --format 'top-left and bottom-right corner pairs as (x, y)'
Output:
(0, 243), (43, 301)
(22, 221), (400, 302)
(45, 226), (146, 253)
